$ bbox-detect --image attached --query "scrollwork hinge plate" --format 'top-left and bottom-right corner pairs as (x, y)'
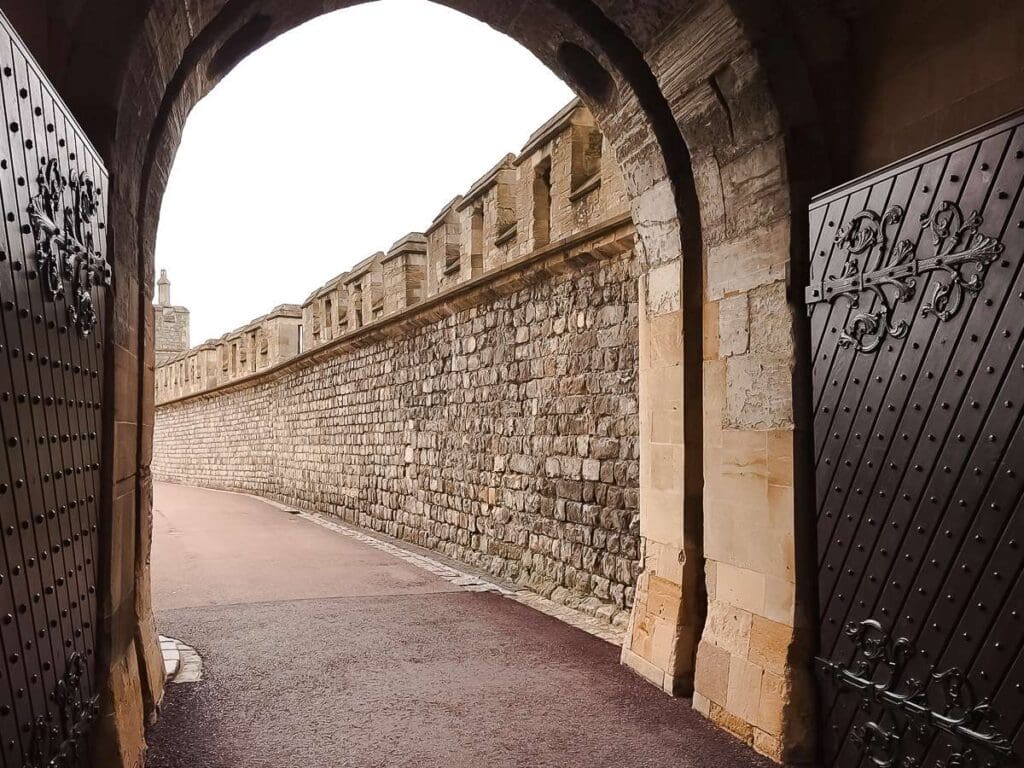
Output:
(26, 158), (110, 337)
(817, 620), (1013, 768)
(806, 201), (1005, 353)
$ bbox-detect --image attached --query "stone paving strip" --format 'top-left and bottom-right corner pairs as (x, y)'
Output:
(159, 635), (203, 684)
(220, 488), (626, 647)
(159, 636), (179, 679)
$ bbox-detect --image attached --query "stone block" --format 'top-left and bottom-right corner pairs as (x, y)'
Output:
(706, 217), (789, 302)
(763, 576), (795, 625)
(709, 701), (754, 745)
(748, 615), (793, 676)
(715, 562), (766, 615)
(692, 691), (711, 717)
(591, 437), (620, 459)
(766, 430), (794, 486)
(726, 655), (764, 725)
(703, 598), (752, 657)
(703, 300), (719, 361)
(755, 670), (786, 736)
(644, 309), (682, 369)
(646, 261), (681, 316)
(694, 640), (731, 705)
(720, 140), (788, 236)
(725, 353), (794, 430)
(747, 281), (791, 355)
(620, 645), (665, 690)
(645, 574), (682, 624)
(718, 293), (749, 357)
(753, 728), (784, 762)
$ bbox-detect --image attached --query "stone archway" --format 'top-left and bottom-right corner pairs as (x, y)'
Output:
(1, 1), (838, 765)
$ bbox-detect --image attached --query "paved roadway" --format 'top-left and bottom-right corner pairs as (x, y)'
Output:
(145, 482), (770, 768)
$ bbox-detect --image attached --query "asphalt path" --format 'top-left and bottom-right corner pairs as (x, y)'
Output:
(145, 482), (771, 768)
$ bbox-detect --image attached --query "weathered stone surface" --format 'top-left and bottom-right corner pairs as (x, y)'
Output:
(705, 219), (789, 302)
(694, 641), (731, 706)
(154, 251), (640, 611)
(747, 281), (790, 355)
(727, 655), (764, 725)
(724, 354), (794, 430)
(747, 615), (792, 677)
(718, 293), (749, 357)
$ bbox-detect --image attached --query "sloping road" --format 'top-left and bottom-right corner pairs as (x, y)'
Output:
(145, 482), (770, 768)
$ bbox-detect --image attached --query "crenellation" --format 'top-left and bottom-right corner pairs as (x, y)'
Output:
(426, 196), (464, 294)
(306, 274), (349, 346)
(155, 305), (301, 401)
(155, 99), (628, 405)
(340, 251), (386, 330)
(154, 225), (639, 620)
(454, 152), (517, 275)
(382, 233), (427, 314)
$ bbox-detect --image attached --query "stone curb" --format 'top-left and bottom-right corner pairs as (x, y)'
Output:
(159, 635), (179, 679)
(160, 635), (203, 684)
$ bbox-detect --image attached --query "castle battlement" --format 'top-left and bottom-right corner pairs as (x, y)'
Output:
(155, 99), (629, 404)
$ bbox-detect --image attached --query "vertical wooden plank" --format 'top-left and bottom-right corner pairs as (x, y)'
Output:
(809, 114), (1024, 767)
(0, 10), (109, 767)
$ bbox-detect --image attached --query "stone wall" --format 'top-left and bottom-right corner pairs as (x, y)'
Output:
(155, 304), (302, 401)
(153, 96), (637, 623)
(14, 1), (1024, 765)
(154, 236), (640, 622)
(298, 99), (628, 357)
(158, 99), (629, 405)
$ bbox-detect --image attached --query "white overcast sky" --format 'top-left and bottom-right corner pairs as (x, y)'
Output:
(154, 0), (574, 344)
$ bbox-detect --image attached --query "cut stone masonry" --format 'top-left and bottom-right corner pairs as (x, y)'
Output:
(154, 99), (627, 404)
(154, 100), (638, 621)
(153, 269), (190, 366)
(23, 0), (1020, 764)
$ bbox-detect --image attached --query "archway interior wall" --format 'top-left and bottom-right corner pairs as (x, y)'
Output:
(620, 2), (815, 763)
(4, 0), (825, 766)
(625, 1), (1024, 763)
(849, 0), (1024, 176)
(108, 4), (712, 767)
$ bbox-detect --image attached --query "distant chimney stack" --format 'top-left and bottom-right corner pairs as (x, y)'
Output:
(157, 269), (171, 306)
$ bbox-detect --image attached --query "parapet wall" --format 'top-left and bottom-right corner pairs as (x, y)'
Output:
(153, 220), (640, 620)
(155, 304), (302, 401)
(155, 99), (628, 404)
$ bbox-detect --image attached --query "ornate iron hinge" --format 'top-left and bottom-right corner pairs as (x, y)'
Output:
(817, 620), (1013, 768)
(24, 653), (101, 768)
(805, 200), (1005, 353)
(26, 157), (111, 337)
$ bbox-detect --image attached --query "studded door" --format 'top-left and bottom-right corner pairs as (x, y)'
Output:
(807, 111), (1024, 768)
(0, 11), (109, 768)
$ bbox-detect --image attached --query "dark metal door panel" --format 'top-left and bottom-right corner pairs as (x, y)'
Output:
(0, 11), (108, 768)
(807, 113), (1024, 768)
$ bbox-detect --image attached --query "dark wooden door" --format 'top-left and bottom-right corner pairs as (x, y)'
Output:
(0, 11), (109, 768)
(807, 112), (1024, 768)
